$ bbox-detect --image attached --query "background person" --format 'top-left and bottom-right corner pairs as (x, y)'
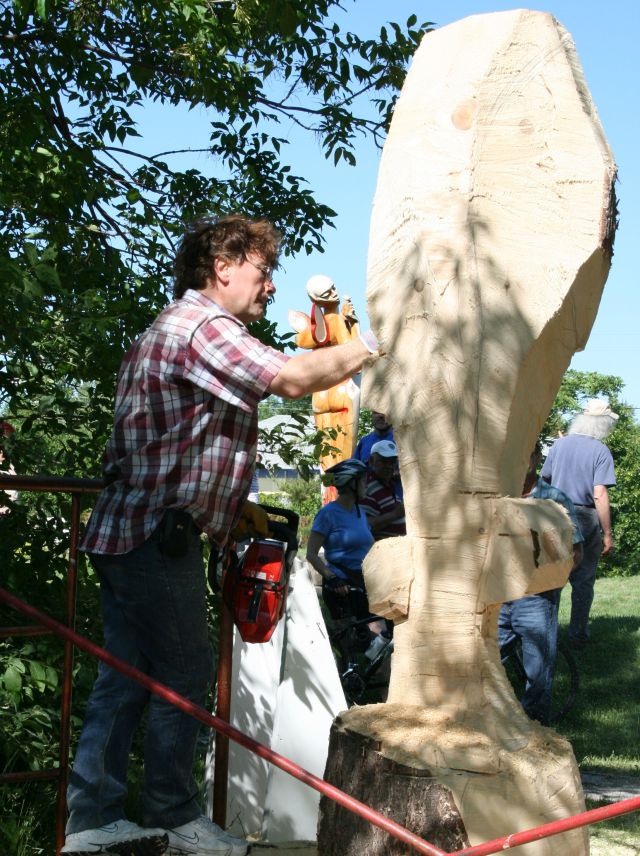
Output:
(306, 458), (385, 641)
(353, 411), (394, 464)
(360, 439), (405, 541)
(63, 215), (379, 856)
(499, 443), (583, 725)
(540, 397), (617, 647)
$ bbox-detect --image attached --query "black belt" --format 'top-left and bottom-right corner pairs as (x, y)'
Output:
(575, 503), (595, 509)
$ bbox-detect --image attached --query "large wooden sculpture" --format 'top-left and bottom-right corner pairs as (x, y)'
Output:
(289, 275), (361, 500)
(319, 10), (616, 855)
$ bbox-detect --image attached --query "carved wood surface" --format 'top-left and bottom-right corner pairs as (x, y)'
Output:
(334, 10), (617, 855)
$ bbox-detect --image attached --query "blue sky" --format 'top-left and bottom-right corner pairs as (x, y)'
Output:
(142, 2), (639, 411)
(266, 1), (640, 413)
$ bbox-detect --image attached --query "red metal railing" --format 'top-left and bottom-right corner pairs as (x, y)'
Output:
(0, 473), (102, 854)
(1, 472), (639, 856)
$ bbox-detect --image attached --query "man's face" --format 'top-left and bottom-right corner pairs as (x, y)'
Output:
(370, 452), (397, 482)
(215, 254), (276, 324)
(372, 411), (391, 434)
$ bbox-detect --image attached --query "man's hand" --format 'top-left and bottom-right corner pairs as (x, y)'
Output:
(602, 531), (614, 555)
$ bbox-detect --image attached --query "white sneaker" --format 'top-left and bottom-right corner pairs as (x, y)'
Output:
(166, 816), (249, 855)
(61, 819), (168, 854)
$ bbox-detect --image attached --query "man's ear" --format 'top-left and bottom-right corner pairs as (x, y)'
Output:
(213, 256), (231, 286)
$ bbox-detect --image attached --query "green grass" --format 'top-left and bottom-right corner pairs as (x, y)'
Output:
(555, 576), (640, 775)
(588, 797), (640, 846)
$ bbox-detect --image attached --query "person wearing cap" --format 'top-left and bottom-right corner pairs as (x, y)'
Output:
(540, 397), (618, 647)
(353, 411), (394, 464)
(360, 439), (406, 541)
(499, 443), (584, 725)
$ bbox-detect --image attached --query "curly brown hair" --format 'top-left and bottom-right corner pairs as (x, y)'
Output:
(172, 214), (281, 300)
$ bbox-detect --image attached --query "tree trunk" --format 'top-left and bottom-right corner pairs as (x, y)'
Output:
(318, 716), (469, 855)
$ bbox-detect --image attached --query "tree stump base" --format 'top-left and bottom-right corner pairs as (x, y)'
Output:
(318, 718), (469, 855)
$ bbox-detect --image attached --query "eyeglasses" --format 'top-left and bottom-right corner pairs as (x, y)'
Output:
(246, 258), (274, 282)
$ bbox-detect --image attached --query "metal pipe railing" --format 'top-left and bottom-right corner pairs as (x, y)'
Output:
(0, 472), (240, 852)
(0, 586), (448, 856)
(0, 473), (103, 493)
(450, 794), (640, 855)
(4, 584), (640, 856)
(0, 472), (102, 853)
(2, 472), (639, 855)
(212, 598), (234, 828)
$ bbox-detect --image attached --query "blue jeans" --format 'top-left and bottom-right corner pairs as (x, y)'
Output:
(569, 506), (602, 643)
(499, 591), (560, 725)
(66, 521), (213, 833)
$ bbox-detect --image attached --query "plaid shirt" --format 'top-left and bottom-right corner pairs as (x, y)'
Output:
(81, 289), (289, 554)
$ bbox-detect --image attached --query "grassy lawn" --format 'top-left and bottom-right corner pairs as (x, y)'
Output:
(554, 575), (640, 849)
(589, 800), (640, 854)
(556, 576), (640, 775)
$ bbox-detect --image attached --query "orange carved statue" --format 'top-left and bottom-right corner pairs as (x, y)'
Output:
(288, 275), (361, 499)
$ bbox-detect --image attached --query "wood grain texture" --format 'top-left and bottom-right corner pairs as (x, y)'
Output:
(334, 10), (617, 854)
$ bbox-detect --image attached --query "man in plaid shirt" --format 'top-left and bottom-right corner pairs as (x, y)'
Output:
(63, 215), (378, 856)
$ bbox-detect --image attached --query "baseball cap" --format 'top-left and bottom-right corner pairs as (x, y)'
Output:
(583, 398), (619, 420)
(370, 440), (398, 458)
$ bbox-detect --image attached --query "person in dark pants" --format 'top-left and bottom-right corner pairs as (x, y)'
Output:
(499, 443), (583, 725)
(63, 215), (379, 856)
(540, 398), (617, 647)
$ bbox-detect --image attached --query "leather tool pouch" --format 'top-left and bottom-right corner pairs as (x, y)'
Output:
(159, 509), (194, 558)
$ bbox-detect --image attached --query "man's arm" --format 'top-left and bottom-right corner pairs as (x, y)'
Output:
(268, 339), (373, 399)
(365, 502), (405, 533)
(594, 483), (613, 555)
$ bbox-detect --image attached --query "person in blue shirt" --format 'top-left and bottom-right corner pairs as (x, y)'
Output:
(499, 442), (584, 725)
(353, 411), (394, 464)
(306, 459), (385, 638)
(540, 397), (617, 646)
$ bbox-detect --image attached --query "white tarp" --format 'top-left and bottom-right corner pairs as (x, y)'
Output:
(206, 558), (346, 843)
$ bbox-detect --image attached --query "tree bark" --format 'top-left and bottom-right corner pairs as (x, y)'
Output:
(318, 717), (469, 855)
